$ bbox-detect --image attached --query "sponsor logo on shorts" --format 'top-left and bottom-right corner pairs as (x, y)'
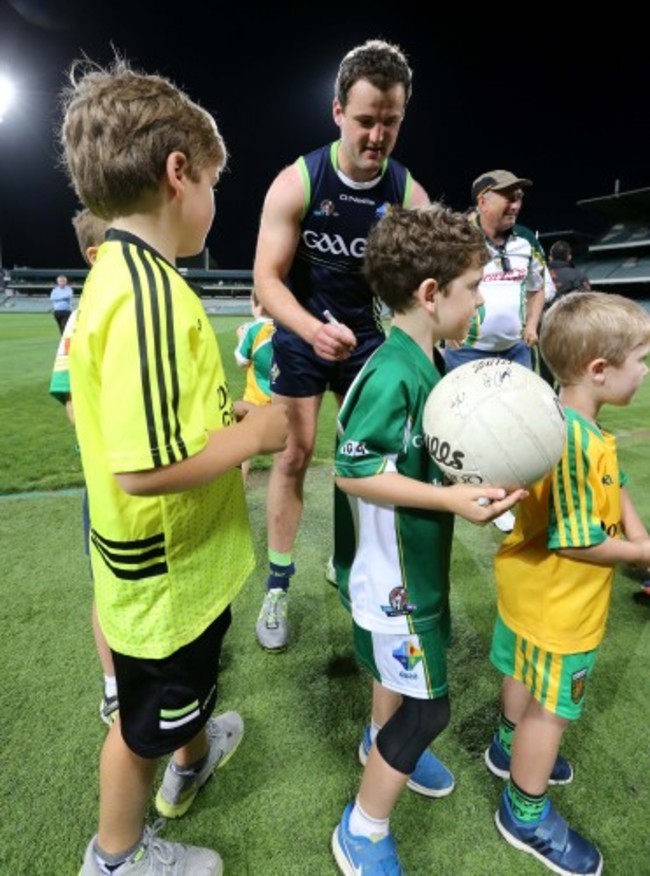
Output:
(381, 586), (416, 618)
(270, 362), (280, 385)
(571, 667), (588, 703)
(392, 640), (423, 676)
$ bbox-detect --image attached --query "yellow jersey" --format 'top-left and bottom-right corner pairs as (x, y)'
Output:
(70, 230), (254, 658)
(495, 407), (624, 653)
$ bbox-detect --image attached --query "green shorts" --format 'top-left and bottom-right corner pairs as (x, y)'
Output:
(490, 614), (598, 721)
(353, 620), (448, 700)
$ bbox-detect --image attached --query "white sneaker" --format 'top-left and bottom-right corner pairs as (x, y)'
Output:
(493, 510), (515, 533)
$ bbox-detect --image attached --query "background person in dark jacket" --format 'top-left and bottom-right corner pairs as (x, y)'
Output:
(548, 240), (590, 299)
(539, 241), (591, 386)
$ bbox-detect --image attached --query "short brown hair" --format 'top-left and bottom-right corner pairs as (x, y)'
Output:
(363, 205), (489, 313)
(541, 291), (650, 384)
(60, 59), (226, 219)
(71, 207), (109, 262)
(335, 39), (412, 108)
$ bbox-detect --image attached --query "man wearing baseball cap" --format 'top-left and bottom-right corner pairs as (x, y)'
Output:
(444, 169), (553, 532)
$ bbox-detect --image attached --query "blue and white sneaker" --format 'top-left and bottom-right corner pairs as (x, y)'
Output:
(359, 725), (454, 798)
(332, 804), (404, 875)
(485, 734), (574, 785)
(495, 790), (603, 875)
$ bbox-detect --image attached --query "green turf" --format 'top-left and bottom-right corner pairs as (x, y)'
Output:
(1, 313), (649, 874)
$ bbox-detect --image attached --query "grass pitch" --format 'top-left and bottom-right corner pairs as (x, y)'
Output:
(1, 313), (648, 874)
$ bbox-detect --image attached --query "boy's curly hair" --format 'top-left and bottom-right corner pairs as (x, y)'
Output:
(363, 204), (489, 312)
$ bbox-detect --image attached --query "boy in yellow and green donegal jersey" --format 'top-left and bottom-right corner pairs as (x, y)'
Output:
(60, 60), (288, 876)
(486, 291), (650, 876)
(233, 289), (274, 481)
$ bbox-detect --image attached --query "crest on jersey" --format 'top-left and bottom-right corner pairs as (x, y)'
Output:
(381, 586), (416, 618)
(314, 199), (337, 217)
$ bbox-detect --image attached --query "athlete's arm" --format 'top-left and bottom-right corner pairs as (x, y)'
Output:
(406, 178), (430, 209)
(335, 472), (526, 526)
(254, 164), (356, 361)
(116, 404), (288, 496)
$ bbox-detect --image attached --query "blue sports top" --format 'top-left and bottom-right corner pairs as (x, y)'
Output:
(284, 142), (413, 342)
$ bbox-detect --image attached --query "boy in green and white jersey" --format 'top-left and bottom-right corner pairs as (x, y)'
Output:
(332, 205), (527, 875)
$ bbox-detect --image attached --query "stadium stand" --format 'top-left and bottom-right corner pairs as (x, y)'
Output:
(540, 185), (650, 299)
(5, 266), (253, 296)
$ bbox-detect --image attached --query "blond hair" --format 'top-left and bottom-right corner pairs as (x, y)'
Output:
(60, 59), (226, 219)
(541, 291), (650, 384)
(71, 207), (109, 262)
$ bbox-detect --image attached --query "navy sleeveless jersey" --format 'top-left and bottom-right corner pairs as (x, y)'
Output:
(284, 142), (412, 341)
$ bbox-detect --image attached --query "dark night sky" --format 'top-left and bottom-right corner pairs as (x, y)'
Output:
(0, 0), (647, 270)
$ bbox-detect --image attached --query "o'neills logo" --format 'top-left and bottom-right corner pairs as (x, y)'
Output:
(339, 193), (375, 206)
(302, 230), (366, 258)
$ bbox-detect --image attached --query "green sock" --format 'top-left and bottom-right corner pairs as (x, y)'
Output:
(268, 549), (292, 567)
(497, 712), (516, 755)
(507, 779), (548, 824)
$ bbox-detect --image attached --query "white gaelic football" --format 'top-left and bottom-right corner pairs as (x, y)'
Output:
(423, 359), (566, 489)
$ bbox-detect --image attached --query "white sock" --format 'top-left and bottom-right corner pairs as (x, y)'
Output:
(349, 799), (389, 841)
(104, 675), (117, 698)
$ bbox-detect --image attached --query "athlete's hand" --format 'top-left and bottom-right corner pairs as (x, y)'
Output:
(312, 321), (357, 361)
(442, 483), (528, 525)
(244, 403), (289, 455)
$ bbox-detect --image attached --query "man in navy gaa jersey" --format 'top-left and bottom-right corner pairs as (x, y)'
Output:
(253, 39), (429, 653)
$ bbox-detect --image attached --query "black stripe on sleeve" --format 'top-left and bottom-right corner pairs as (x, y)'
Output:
(122, 243), (161, 468)
(155, 257), (188, 460)
(137, 250), (175, 465)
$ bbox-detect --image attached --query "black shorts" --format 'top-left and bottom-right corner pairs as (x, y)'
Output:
(112, 607), (232, 758)
(270, 329), (384, 398)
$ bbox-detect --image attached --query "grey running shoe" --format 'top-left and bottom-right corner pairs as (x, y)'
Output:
(155, 712), (244, 819)
(255, 588), (289, 651)
(79, 822), (222, 875)
(99, 693), (119, 726)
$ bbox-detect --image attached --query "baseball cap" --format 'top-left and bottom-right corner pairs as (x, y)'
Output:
(471, 170), (533, 203)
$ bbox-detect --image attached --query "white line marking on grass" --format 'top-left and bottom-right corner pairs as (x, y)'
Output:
(0, 488), (83, 501)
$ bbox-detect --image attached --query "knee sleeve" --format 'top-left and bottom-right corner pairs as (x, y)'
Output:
(376, 694), (450, 776)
